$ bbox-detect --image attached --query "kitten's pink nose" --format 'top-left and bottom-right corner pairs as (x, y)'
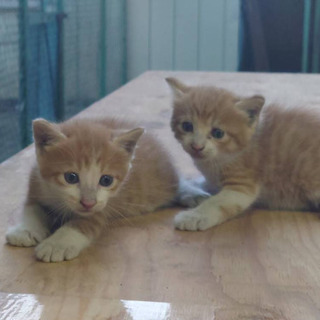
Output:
(191, 144), (205, 152)
(80, 199), (96, 210)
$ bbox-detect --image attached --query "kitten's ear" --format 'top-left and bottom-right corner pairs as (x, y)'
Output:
(235, 95), (265, 124)
(113, 127), (144, 154)
(33, 118), (66, 150)
(165, 77), (189, 99)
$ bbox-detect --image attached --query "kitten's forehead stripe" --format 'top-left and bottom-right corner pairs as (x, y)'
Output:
(37, 120), (131, 186)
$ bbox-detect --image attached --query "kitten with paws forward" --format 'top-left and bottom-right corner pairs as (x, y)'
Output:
(6, 117), (205, 262)
(167, 77), (320, 231)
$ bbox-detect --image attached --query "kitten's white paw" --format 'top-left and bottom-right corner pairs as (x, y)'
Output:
(174, 209), (217, 231)
(35, 238), (80, 262)
(6, 226), (49, 247)
(35, 226), (90, 262)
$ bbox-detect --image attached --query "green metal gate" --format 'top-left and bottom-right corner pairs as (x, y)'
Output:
(0, 0), (127, 162)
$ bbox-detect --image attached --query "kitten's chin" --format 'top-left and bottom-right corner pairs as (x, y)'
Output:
(75, 204), (107, 217)
(73, 206), (102, 217)
(192, 153), (205, 159)
(74, 209), (96, 217)
(191, 151), (217, 162)
(190, 151), (206, 160)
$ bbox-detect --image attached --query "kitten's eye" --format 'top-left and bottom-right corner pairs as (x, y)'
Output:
(64, 172), (79, 184)
(182, 121), (193, 132)
(99, 175), (114, 187)
(211, 128), (225, 139)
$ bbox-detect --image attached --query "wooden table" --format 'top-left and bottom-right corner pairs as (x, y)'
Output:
(1, 71), (320, 320)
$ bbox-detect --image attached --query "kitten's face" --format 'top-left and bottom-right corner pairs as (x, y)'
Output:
(33, 119), (143, 217)
(167, 78), (265, 161)
(41, 157), (125, 217)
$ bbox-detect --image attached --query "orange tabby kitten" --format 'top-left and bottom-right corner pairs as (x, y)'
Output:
(6, 117), (206, 262)
(167, 77), (320, 231)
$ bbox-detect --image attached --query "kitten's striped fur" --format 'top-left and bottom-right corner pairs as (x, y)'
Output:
(167, 77), (320, 230)
(6, 118), (181, 262)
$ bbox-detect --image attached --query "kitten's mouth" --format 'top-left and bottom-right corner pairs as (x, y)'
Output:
(77, 208), (95, 216)
(191, 151), (205, 159)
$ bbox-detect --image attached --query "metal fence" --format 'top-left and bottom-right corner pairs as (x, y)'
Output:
(1, 0), (320, 163)
(0, 0), (126, 162)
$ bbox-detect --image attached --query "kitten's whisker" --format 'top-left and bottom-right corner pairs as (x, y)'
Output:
(106, 204), (134, 227)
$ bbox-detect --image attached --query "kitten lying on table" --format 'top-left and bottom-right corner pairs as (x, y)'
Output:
(6, 117), (207, 262)
(167, 77), (320, 231)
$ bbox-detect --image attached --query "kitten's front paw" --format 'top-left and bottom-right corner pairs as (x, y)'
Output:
(174, 209), (217, 231)
(35, 239), (80, 263)
(6, 226), (49, 247)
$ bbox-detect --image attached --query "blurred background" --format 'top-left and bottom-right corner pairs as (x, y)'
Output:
(0, 0), (319, 162)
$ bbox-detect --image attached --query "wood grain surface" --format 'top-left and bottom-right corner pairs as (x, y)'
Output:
(1, 71), (320, 319)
